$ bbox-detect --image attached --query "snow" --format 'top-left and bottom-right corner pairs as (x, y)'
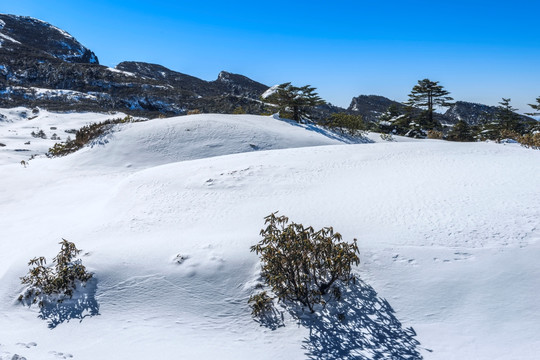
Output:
(0, 32), (21, 44)
(0, 109), (539, 359)
(261, 84), (280, 99)
(48, 24), (75, 40)
(0, 108), (126, 165)
(0, 87), (107, 104)
(106, 67), (136, 77)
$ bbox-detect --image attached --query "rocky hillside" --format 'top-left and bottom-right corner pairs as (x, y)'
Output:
(1, 14), (534, 125)
(0, 14), (98, 64)
(0, 14), (269, 116)
(348, 95), (406, 122)
(443, 101), (535, 125)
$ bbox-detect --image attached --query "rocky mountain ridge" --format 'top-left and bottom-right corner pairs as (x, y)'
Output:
(0, 14), (269, 116)
(0, 13), (534, 126)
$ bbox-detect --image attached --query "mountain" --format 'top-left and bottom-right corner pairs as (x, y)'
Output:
(1, 13), (535, 126)
(0, 14), (269, 116)
(444, 101), (535, 125)
(347, 95), (406, 122)
(0, 14), (98, 64)
(347, 95), (536, 127)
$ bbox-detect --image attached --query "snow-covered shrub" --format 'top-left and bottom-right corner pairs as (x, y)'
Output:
(250, 213), (360, 313)
(380, 133), (395, 142)
(19, 239), (92, 307)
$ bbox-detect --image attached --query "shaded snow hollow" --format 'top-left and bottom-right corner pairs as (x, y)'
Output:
(0, 109), (539, 359)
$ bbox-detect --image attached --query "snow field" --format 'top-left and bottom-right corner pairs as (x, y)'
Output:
(0, 109), (539, 359)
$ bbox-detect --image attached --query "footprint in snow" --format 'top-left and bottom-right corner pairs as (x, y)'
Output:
(16, 343), (36, 349)
(49, 351), (73, 359)
(173, 254), (189, 264)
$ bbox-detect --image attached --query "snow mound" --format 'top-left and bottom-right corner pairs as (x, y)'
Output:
(68, 113), (351, 169)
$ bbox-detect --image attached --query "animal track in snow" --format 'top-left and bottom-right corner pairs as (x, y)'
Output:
(16, 342), (36, 349)
(173, 254), (189, 264)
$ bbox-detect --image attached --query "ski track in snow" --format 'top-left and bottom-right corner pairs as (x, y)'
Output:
(0, 108), (539, 359)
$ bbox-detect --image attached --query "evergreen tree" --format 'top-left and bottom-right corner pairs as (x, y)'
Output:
(447, 119), (474, 142)
(405, 79), (453, 130)
(324, 113), (366, 136)
(377, 104), (402, 133)
(264, 82), (325, 122)
(526, 96), (540, 117)
(496, 98), (523, 134)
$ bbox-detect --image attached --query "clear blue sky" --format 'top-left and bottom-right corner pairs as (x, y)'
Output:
(2, 1), (540, 113)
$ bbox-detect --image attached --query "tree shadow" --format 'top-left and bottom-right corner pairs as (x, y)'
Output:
(297, 280), (422, 359)
(272, 114), (375, 144)
(38, 278), (100, 329)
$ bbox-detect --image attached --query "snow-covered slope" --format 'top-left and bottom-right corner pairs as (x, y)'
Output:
(0, 110), (539, 360)
(69, 113), (358, 169)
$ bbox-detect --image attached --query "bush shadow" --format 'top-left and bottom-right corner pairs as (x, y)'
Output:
(254, 306), (286, 330)
(38, 278), (100, 329)
(297, 279), (422, 359)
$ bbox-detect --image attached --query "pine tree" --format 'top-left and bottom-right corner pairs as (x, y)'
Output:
(496, 98), (522, 134)
(264, 83), (325, 122)
(447, 119), (474, 142)
(526, 96), (540, 116)
(406, 79), (454, 130)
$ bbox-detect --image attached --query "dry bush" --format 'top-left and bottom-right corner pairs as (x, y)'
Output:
(519, 132), (540, 150)
(427, 130), (443, 139)
(250, 213), (359, 313)
(19, 239), (92, 307)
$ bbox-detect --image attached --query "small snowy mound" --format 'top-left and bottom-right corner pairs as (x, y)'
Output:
(69, 114), (348, 169)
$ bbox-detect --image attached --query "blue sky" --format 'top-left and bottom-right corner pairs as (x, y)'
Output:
(2, 1), (540, 112)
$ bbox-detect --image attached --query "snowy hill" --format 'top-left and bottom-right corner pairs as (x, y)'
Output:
(0, 110), (539, 359)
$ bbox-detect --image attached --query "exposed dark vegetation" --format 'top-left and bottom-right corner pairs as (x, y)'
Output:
(263, 82), (325, 122)
(319, 112), (369, 136)
(47, 115), (137, 156)
(363, 81), (540, 149)
(19, 239), (92, 308)
(250, 213), (359, 314)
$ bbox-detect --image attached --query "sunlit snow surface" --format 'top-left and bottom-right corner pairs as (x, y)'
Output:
(0, 109), (539, 359)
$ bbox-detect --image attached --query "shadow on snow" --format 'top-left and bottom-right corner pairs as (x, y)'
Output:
(273, 114), (375, 145)
(257, 279), (423, 359)
(37, 278), (100, 329)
